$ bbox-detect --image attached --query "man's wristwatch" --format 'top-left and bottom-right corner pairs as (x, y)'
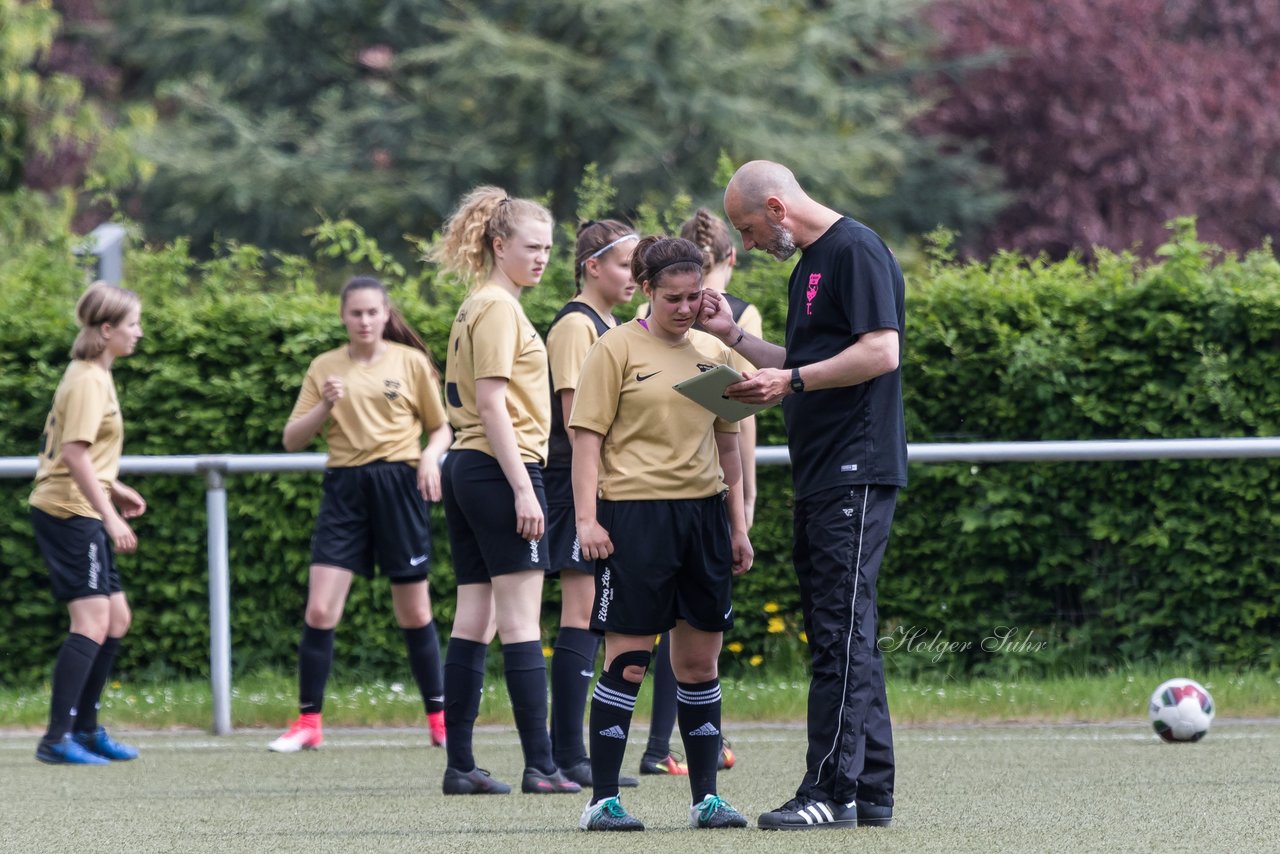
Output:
(790, 367), (805, 394)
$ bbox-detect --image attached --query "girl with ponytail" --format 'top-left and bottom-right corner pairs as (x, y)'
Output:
(544, 219), (639, 786)
(268, 276), (453, 755)
(432, 186), (580, 796)
(30, 281), (146, 765)
(678, 207), (762, 527)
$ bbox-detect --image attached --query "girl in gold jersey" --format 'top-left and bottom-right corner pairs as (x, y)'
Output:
(636, 208), (760, 777)
(571, 237), (753, 832)
(679, 207), (763, 530)
(431, 186), (579, 796)
(29, 281), (146, 765)
(545, 219), (639, 786)
(268, 277), (453, 754)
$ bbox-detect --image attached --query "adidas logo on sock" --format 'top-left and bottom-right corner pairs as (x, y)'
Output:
(688, 722), (721, 737)
(599, 725), (627, 740)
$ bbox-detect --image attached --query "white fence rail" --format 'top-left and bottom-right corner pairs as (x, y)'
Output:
(3, 437), (1279, 734)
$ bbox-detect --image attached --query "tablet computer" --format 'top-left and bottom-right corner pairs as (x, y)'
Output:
(672, 363), (771, 423)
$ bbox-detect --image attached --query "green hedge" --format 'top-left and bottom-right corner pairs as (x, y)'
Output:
(888, 222), (1280, 675)
(2, 218), (1278, 686)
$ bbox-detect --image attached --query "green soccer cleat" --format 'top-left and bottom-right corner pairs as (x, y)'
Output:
(690, 794), (748, 829)
(580, 796), (645, 831)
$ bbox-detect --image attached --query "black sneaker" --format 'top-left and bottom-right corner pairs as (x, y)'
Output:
(442, 766), (512, 795)
(855, 799), (893, 827)
(560, 759), (639, 788)
(521, 767), (582, 794)
(757, 797), (858, 830)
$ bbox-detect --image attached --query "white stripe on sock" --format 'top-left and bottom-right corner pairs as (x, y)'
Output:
(676, 685), (721, 705)
(592, 683), (637, 711)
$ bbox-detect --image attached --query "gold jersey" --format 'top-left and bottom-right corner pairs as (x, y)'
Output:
(548, 303), (614, 394)
(29, 360), (124, 519)
(445, 285), (551, 464)
(570, 320), (738, 501)
(288, 342), (447, 467)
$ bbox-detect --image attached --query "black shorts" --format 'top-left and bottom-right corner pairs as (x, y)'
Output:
(311, 460), (433, 580)
(544, 466), (591, 577)
(442, 449), (551, 585)
(31, 508), (122, 602)
(590, 494), (734, 636)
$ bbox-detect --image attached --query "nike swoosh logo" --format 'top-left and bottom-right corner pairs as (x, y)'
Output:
(409, 554), (429, 566)
(636, 372), (660, 382)
(580, 670), (594, 678)
(724, 607), (733, 620)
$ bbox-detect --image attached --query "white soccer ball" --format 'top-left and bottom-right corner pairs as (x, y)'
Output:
(1148, 677), (1214, 742)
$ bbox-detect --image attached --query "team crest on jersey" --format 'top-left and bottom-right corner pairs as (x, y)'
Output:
(696, 363), (716, 373)
(384, 379), (401, 401)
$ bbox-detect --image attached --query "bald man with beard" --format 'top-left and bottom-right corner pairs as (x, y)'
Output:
(698, 160), (906, 831)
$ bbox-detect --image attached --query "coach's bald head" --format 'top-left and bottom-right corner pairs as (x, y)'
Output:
(724, 161), (802, 219)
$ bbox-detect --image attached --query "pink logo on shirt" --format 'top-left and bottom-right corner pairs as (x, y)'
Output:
(806, 274), (822, 315)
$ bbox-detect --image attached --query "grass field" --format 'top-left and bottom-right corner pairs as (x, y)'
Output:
(4, 719), (1279, 853)
(4, 666), (1279, 730)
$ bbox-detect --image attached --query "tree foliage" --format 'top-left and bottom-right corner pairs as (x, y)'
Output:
(922, 0), (1280, 257)
(106, 0), (999, 254)
(0, 0), (141, 244)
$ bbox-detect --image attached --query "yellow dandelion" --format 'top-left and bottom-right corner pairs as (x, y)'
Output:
(749, 655), (764, 667)
(763, 602), (780, 613)
(767, 616), (786, 634)
(799, 632), (809, 644)
(727, 641), (744, 654)
(542, 646), (554, 658)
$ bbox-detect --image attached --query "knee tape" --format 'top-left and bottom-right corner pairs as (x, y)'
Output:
(606, 650), (652, 681)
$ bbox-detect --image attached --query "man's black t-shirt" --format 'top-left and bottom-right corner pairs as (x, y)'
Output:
(782, 217), (907, 498)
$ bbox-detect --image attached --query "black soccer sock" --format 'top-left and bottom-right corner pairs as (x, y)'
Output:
(44, 633), (100, 742)
(298, 624), (335, 715)
(677, 679), (723, 803)
(502, 640), (556, 774)
(549, 627), (600, 768)
(644, 633), (677, 759)
(588, 669), (642, 803)
(401, 622), (445, 714)
(443, 638), (487, 771)
(73, 636), (121, 733)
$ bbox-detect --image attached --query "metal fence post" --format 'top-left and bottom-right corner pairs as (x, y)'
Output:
(204, 463), (233, 735)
